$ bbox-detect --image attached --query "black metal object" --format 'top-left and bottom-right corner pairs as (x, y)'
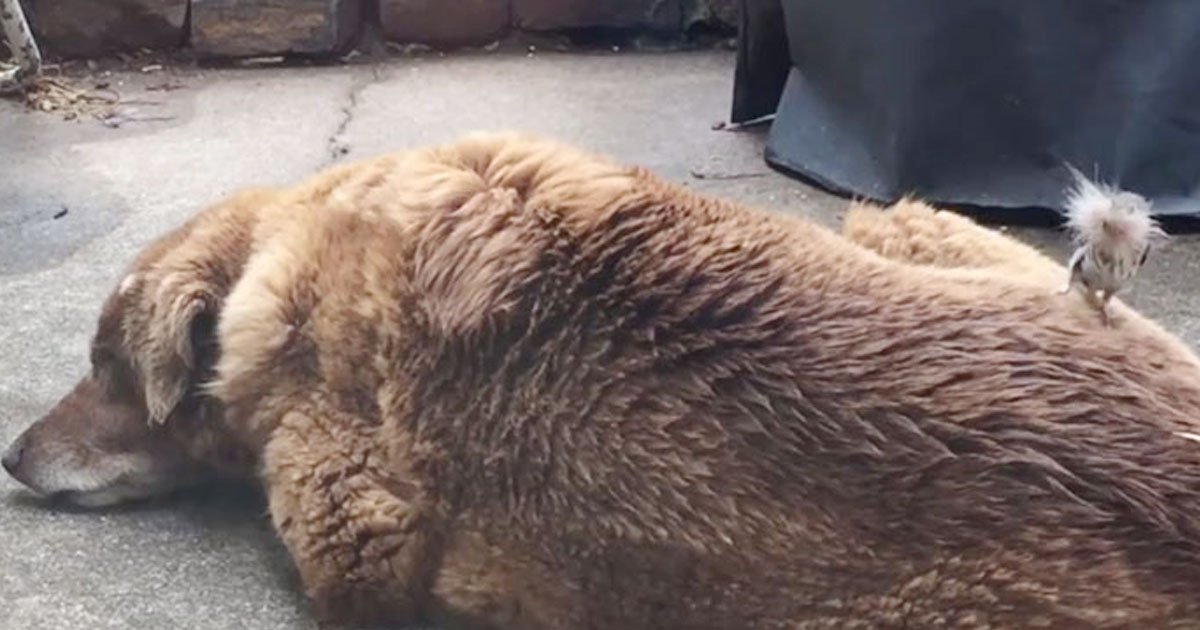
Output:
(732, 0), (1200, 219)
(731, 0), (788, 125)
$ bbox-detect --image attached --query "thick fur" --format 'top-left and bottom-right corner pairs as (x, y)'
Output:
(13, 133), (1200, 629)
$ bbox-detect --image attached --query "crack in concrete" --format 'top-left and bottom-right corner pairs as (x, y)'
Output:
(326, 64), (384, 164)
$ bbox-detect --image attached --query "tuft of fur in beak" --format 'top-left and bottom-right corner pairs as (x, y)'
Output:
(1059, 163), (1166, 326)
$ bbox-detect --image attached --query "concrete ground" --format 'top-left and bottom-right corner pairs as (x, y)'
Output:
(3, 49), (1200, 629)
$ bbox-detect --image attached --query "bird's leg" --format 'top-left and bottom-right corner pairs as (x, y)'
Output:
(1060, 272), (1081, 296)
(1061, 248), (1086, 295)
(1080, 289), (1110, 326)
(1098, 289), (1115, 327)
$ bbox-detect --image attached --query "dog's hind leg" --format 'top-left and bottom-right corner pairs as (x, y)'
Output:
(842, 198), (1064, 288)
(841, 198), (1156, 329)
(263, 406), (443, 629)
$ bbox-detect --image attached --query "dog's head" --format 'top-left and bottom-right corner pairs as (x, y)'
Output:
(2, 190), (271, 508)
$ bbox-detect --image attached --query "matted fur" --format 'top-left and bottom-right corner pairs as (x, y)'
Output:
(13, 132), (1200, 629)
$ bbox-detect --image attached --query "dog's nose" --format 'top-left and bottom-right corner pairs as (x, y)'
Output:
(2, 437), (24, 476)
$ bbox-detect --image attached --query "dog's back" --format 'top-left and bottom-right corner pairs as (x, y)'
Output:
(325, 136), (1200, 628)
(119, 133), (1200, 629)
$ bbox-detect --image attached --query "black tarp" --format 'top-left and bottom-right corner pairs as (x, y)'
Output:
(732, 0), (1200, 219)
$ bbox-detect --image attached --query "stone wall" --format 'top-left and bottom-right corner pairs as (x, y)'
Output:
(15, 0), (738, 60)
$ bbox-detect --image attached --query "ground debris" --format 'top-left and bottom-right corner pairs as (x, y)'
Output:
(710, 114), (776, 132)
(689, 169), (769, 181)
(18, 75), (120, 120)
(384, 42), (433, 57)
(235, 56), (285, 67)
(4, 71), (174, 127)
(145, 80), (185, 92)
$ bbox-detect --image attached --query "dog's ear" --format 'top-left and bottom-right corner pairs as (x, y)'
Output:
(139, 272), (220, 425)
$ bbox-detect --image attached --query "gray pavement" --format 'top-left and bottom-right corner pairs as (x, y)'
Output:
(3, 49), (1200, 629)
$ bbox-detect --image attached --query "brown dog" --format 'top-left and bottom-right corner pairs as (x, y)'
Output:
(6, 132), (1200, 629)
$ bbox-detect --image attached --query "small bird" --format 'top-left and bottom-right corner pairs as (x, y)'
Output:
(1059, 163), (1165, 326)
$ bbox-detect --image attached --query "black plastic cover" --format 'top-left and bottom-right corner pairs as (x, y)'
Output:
(732, 0), (1200, 218)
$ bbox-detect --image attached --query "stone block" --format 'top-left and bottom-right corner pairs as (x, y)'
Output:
(707, 0), (739, 28)
(191, 0), (361, 58)
(683, 0), (739, 31)
(514, 0), (682, 32)
(380, 0), (511, 47)
(23, 0), (186, 58)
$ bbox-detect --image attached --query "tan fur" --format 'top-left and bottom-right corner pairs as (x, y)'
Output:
(841, 197), (1064, 282)
(11, 133), (1200, 628)
(841, 197), (1191, 347)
